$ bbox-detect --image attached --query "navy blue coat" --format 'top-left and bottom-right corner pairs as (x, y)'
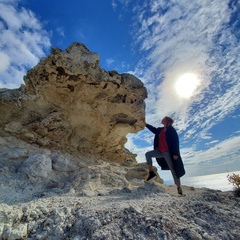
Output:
(146, 123), (185, 178)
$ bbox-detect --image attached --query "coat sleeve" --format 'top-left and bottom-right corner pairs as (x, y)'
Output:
(146, 124), (158, 134)
(167, 127), (180, 156)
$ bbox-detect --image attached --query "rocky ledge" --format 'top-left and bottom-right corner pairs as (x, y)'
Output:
(0, 136), (239, 240)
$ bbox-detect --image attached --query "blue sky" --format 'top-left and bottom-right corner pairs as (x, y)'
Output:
(0, 0), (239, 181)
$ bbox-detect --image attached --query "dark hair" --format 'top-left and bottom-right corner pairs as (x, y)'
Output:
(165, 116), (174, 127)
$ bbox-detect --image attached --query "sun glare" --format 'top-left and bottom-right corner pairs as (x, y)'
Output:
(174, 73), (199, 98)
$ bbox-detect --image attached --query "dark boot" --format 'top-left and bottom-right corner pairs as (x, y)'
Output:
(177, 187), (183, 195)
(146, 171), (156, 181)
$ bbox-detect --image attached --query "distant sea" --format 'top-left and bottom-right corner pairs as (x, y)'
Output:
(163, 171), (240, 192)
(181, 171), (240, 191)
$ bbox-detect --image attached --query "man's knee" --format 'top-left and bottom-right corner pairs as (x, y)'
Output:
(145, 151), (151, 158)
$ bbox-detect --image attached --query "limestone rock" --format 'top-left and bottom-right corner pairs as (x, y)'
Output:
(0, 42), (147, 165)
(0, 135), (151, 202)
(51, 154), (77, 172)
(21, 154), (52, 179)
(0, 135), (239, 240)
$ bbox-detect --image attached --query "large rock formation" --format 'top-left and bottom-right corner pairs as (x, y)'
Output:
(0, 42), (159, 201)
(0, 42), (147, 165)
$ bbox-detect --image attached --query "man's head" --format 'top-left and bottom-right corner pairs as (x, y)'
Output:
(161, 116), (174, 127)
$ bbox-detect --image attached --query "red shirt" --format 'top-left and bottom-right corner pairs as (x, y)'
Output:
(158, 129), (169, 152)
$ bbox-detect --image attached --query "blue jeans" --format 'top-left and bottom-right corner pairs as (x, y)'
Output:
(145, 149), (180, 186)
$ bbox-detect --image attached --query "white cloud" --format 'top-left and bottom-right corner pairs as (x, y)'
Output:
(134, 1), (231, 115)
(206, 140), (220, 145)
(0, 0), (51, 89)
(124, 0), (240, 176)
(130, 0), (240, 132)
(187, 136), (240, 163)
(56, 27), (65, 37)
(181, 136), (240, 176)
(111, 0), (117, 11)
(106, 58), (115, 66)
(0, 52), (10, 72)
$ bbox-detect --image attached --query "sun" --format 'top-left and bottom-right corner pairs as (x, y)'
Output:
(174, 73), (199, 98)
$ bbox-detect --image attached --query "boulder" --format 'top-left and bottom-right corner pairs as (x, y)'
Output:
(21, 154), (52, 179)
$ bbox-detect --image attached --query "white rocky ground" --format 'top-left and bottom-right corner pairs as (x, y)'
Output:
(0, 136), (239, 240)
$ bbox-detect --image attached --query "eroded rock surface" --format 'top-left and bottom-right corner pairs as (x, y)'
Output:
(0, 137), (239, 240)
(0, 42), (147, 165)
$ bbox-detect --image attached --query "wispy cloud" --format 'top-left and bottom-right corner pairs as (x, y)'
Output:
(111, 0), (118, 11)
(0, 0), (51, 89)
(181, 135), (240, 176)
(106, 58), (115, 67)
(132, 1), (237, 120)
(123, 0), (240, 174)
(184, 136), (240, 164)
(56, 27), (65, 37)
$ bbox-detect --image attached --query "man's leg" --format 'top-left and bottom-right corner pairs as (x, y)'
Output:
(162, 152), (181, 186)
(145, 149), (163, 181)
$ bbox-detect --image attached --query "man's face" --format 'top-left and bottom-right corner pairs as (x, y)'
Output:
(161, 117), (167, 126)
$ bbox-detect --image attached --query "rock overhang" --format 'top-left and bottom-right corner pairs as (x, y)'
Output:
(0, 42), (147, 165)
